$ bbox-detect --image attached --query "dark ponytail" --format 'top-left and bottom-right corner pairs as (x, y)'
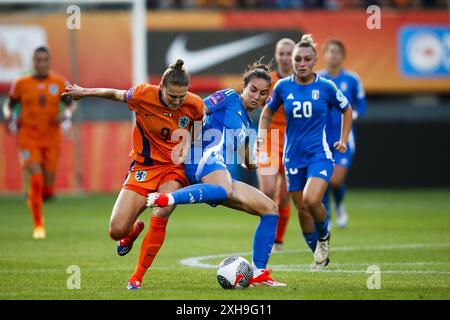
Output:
(242, 58), (272, 88)
(161, 59), (190, 87)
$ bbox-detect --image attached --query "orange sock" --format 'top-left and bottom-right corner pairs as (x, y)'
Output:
(43, 185), (54, 200)
(132, 216), (168, 281)
(28, 174), (44, 228)
(275, 203), (291, 243)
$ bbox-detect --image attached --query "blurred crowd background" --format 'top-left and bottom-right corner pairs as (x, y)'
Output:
(0, 2), (448, 194)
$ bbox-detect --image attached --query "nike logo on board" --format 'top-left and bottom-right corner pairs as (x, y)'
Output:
(166, 33), (274, 73)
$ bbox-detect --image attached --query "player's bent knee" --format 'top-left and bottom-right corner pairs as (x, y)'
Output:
(303, 195), (321, 210)
(260, 199), (278, 215)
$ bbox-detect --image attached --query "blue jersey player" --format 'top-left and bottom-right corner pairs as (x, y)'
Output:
(258, 34), (353, 271)
(147, 62), (286, 287)
(318, 39), (366, 229)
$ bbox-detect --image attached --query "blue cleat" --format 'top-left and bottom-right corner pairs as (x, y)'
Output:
(117, 220), (145, 256)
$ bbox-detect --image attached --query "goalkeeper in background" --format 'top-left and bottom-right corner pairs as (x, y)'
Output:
(2, 46), (76, 239)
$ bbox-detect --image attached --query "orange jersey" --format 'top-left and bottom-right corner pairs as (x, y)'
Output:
(269, 71), (286, 133)
(9, 72), (69, 143)
(124, 83), (204, 165)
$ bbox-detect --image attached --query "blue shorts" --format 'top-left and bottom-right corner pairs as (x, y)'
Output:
(330, 130), (355, 169)
(333, 147), (354, 169)
(184, 147), (227, 185)
(285, 159), (335, 192)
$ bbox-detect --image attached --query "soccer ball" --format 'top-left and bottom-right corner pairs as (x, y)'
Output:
(216, 256), (253, 289)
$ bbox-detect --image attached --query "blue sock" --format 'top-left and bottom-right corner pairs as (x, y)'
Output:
(171, 184), (228, 206)
(332, 185), (346, 207)
(303, 231), (319, 253)
(252, 214), (278, 269)
(314, 219), (330, 240)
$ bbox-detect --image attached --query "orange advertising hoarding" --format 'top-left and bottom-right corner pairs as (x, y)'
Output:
(0, 10), (448, 94)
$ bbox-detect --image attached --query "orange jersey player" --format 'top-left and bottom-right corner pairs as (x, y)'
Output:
(123, 82), (204, 197)
(256, 38), (295, 252)
(62, 59), (204, 290)
(2, 46), (76, 239)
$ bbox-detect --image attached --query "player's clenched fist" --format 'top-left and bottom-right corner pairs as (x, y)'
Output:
(62, 84), (85, 100)
(333, 140), (348, 153)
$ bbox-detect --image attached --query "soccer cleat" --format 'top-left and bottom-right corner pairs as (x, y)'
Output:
(147, 192), (169, 208)
(311, 257), (330, 272)
(312, 233), (330, 271)
(117, 220), (145, 256)
(127, 275), (142, 290)
(249, 269), (287, 287)
(335, 205), (349, 229)
(272, 242), (283, 253)
(33, 226), (46, 239)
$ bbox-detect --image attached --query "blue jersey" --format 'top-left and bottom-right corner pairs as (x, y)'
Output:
(318, 69), (366, 148)
(202, 88), (252, 163)
(266, 74), (349, 168)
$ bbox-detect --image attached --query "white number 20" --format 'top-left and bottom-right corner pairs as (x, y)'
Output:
(292, 101), (312, 118)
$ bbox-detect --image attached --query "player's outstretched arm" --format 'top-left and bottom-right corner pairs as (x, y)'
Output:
(62, 84), (126, 102)
(334, 105), (353, 153)
(256, 105), (275, 151)
(241, 140), (258, 170)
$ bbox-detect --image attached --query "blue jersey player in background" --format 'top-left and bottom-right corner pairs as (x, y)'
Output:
(258, 34), (353, 271)
(318, 39), (367, 229)
(147, 61), (286, 287)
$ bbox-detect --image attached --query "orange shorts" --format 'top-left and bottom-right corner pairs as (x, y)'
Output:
(18, 138), (60, 172)
(257, 129), (285, 175)
(122, 161), (189, 197)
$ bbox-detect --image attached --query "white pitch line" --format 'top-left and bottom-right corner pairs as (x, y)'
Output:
(179, 242), (450, 275)
(0, 266), (168, 273)
(272, 268), (450, 275)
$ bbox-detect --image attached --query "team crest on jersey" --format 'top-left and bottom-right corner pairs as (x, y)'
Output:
(49, 84), (58, 96)
(312, 90), (320, 100)
(178, 116), (190, 128)
(135, 170), (147, 182)
(340, 81), (348, 92)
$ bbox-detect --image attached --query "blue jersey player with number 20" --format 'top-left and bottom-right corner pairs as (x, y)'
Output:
(258, 34), (353, 271)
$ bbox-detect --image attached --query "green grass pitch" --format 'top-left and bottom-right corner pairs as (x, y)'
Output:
(1, 190), (449, 300)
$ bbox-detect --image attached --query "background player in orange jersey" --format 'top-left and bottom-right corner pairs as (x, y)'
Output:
(256, 38), (295, 252)
(62, 59), (204, 290)
(2, 46), (76, 239)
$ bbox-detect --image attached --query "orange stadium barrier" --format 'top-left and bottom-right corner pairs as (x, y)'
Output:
(0, 10), (449, 93)
(0, 122), (132, 194)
